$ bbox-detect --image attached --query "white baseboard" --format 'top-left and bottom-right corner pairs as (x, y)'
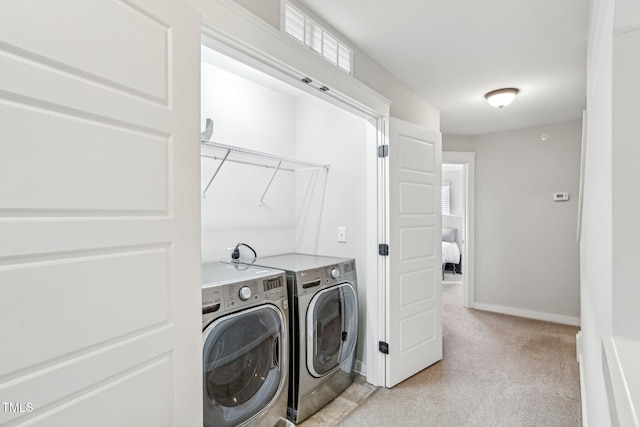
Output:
(354, 359), (366, 377)
(473, 302), (581, 326)
(576, 332), (588, 427)
(576, 331), (583, 363)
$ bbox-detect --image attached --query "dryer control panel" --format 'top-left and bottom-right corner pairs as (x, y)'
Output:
(295, 260), (357, 296)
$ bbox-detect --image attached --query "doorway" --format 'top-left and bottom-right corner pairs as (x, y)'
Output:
(198, 5), (441, 388)
(442, 163), (464, 286)
(199, 30), (387, 385)
(442, 152), (475, 308)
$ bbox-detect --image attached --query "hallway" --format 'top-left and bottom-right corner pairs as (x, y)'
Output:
(339, 282), (582, 426)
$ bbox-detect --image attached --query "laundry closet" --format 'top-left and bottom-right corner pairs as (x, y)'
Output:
(199, 44), (370, 360)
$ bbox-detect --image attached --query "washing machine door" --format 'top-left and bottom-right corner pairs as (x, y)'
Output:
(203, 305), (285, 427)
(306, 283), (358, 377)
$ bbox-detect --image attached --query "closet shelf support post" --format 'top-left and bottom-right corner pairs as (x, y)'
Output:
(259, 161), (282, 207)
(202, 148), (231, 198)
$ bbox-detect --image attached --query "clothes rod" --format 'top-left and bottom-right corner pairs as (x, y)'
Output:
(200, 141), (330, 171)
(200, 141), (330, 200)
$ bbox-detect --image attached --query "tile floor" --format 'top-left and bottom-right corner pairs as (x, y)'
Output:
(297, 376), (378, 427)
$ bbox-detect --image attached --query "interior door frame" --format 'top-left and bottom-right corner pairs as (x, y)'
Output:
(442, 151), (476, 308)
(195, 1), (390, 387)
(371, 116), (388, 387)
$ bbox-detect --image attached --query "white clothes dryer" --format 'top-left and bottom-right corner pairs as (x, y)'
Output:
(201, 262), (289, 427)
(238, 254), (358, 424)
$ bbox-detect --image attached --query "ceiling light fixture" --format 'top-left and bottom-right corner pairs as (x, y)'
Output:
(484, 88), (519, 108)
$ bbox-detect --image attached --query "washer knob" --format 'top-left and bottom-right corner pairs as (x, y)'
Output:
(239, 286), (252, 301)
(330, 268), (340, 279)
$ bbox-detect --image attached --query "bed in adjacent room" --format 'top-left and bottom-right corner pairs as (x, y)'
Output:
(442, 227), (461, 278)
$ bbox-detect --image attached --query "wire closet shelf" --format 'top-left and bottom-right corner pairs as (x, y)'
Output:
(200, 141), (330, 205)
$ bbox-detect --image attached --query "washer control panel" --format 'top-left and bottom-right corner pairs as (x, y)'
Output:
(223, 275), (286, 309)
(238, 286), (252, 301)
(202, 286), (224, 316)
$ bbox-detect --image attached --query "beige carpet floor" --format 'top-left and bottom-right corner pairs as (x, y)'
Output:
(311, 282), (582, 426)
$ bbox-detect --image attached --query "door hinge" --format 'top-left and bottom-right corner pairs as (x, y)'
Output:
(378, 145), (389, 158)
(378, 341), (389, 355)
(378, 243), (389, 256)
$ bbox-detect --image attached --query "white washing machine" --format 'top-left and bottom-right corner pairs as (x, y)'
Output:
(201, 262), (289, 427)
(239, 254), (358, 424)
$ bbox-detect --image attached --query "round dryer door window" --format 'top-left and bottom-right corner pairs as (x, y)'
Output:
(306, 283), (358, 377)
(203, 305), (285, 427)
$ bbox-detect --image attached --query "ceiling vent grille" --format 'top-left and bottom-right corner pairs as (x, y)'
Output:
(283, 2), (353, 74)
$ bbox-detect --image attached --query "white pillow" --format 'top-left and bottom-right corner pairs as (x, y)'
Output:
(442, 228), (457, 243)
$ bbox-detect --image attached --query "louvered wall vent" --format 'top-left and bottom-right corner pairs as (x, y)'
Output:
(283, 2), (353, 75)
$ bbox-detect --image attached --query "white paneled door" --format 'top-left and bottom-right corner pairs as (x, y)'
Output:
(385, 118), (442, 387)
(0, 1), (202, 425)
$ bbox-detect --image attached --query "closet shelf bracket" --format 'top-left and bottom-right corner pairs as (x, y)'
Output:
(201, 141), (330, 203)
(259, 161), (282, 207)
(202, 147), (231, 198)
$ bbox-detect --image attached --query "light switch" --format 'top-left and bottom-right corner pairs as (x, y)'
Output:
(337, 226), (347, 243)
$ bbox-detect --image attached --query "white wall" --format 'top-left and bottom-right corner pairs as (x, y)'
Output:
(580, 1), (640, 424)
(232, 0), (280, 28)
(201, 59), (298, 262)
(294, 95), (369, 364)
(444, 120), (581, 323)
(580, 1), (615, 424)
(353, 52), (440, 130)
(612, 27), (640, 341)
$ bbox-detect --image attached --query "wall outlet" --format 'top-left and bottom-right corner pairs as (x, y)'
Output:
(227, 247), (236, 260)
(337, 226), (347, 243)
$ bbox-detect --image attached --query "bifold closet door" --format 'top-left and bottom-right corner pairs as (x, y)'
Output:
(385, 118), (443, 388)
(0, 1), (201, 425)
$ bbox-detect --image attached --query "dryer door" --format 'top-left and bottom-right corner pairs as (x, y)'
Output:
(306, 283), (358, 377)
(203, 305), (285, 427)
